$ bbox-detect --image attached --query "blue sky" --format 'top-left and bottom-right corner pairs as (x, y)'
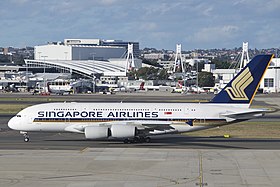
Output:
(1, 0), (280, 50)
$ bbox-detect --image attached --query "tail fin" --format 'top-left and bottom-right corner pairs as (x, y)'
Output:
(139, 82), (145, 90)
(210, 54), (273, 105)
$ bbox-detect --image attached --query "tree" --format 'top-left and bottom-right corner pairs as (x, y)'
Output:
(198, 72), (215, 87)
(0, 55), (10, 63)
(13, 55), (25, 65)
(157, 69), (169, 80)
(127, 69), (138, 80)
(128, 67), (169, 80)
(137, 67), (152, 79)
(211, 58), (231, 69)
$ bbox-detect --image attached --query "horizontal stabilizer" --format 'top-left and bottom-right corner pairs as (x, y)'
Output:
(220, 109), (269, 121)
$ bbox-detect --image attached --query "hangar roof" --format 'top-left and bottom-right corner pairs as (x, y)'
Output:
(24, 59), (127, 77)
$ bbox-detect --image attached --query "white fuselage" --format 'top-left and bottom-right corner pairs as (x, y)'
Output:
(8, 102), (252, 134)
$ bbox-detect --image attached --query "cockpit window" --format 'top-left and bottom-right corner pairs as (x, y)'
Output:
(16, 115), (21, 117)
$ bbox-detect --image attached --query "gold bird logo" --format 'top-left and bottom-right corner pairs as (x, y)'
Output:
(225, 67), (253, 100)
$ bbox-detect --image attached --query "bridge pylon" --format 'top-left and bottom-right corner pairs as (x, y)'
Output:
(239, 42), (250, 70)
(125, 43), (135, 74)
(172, 44), (185, 74)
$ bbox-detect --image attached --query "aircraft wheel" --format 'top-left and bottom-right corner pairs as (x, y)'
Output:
(145, 137), (151, 143)
(133, 137), (140, 143)
(123, 139), (129, 144)
(24, 137), (30, 142)
(138, 136), (145, 143)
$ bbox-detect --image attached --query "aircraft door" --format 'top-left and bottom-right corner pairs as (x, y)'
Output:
(184, 108), (189, 114)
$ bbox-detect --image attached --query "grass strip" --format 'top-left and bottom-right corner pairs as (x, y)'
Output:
(187, 121), (280, 138)
(0, 104), (30, 114)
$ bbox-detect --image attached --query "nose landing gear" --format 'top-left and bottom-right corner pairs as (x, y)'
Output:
(24, 136), (30, 142)
(20, 131), (30, 142)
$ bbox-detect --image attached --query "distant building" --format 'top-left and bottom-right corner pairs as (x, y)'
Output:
(3, 48), (9, 55)
(143, 53), (167, 60)
(185, 58), (210, 66)
(34, 38), (140, 61)
(260, 58), (280, 93)
(157, 60), (173, 69)
(102, 40), (140, 57)
(64, 39), (140, 57)
(202, 64), (216, 72)
(35, 42), (126, 61)
(28, 39), (142, 78)
(212, 69), (236, 88)
(64, 39), (101, 45)
(202, 57), (280, 93)
(202, 63), (237, 89)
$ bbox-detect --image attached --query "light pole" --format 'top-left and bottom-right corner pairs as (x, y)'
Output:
(277, 48), (279, 93)
(196, 60), (199, 93)
(25, 60), (29, 92)
(90, 53), (96, 93)
(275, 64), (278, 93)
(41, 55), (48, 93)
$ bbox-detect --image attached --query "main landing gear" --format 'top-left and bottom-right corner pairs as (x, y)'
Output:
(20, 131), (30, 142)
(123, 136), (151, 144)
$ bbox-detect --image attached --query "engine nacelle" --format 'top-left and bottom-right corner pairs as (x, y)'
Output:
(110, 125), (137, 138)
(84, 126), (110, 139)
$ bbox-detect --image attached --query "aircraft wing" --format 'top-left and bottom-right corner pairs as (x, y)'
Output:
(107, 121), (179, 135)
(64, 120), (176, 135)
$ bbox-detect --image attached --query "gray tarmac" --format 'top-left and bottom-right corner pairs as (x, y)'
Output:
(1, 148), (280, 187)
(1, 131), (280, 150)
(0, 92), (280, 187)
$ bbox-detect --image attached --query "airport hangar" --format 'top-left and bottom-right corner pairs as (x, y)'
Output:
(26, 39), (142, 78)
(24, 58), (139, 78)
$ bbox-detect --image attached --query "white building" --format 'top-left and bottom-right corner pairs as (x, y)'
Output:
(64, 39), (101, 45)
(157, 60), (174, 69)
(34, 38), (140, 61)
(202, 63), (237, 89)
(212, 69), (236, 88)
(185, 58), (210, 66)
(31, 38), (142, 77)
(202, 64), (216, 72)
(64, 38), (140, 57)
(260, 58), (280, 93)
(34, 42), (126, 61)
(143, 53), (166, 60)
(201, 57), (280, 93)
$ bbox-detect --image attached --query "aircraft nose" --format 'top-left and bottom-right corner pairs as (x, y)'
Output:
(8, 116), (19, 130)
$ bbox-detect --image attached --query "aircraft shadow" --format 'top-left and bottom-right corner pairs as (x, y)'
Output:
(43, 135), (280, 149)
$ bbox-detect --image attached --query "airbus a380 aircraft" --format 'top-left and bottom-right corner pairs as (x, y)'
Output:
(8, 55), (273, 143)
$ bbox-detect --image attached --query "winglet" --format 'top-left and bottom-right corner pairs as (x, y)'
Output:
(210, 54), (274, 105)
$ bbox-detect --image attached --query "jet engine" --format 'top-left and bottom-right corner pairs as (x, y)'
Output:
(85, 126), (110, 139)
(110, 125), (137, 138)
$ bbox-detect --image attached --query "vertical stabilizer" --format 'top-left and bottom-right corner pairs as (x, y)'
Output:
(211, 54), (273, 105)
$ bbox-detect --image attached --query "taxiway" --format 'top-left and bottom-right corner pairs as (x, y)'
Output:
(0, 93), (280, 187)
